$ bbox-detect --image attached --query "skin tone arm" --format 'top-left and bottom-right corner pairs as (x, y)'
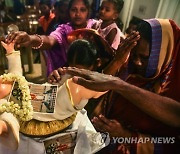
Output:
(105, 28), (117, 47)
(65, 67), (180, 128)
(5, 31), (58, 50)
(67, 78), (106, 106)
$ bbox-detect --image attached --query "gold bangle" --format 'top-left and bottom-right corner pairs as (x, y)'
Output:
(32, 34), (43, 49)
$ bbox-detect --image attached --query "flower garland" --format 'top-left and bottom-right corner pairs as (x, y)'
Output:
(0, 73), (33, 121)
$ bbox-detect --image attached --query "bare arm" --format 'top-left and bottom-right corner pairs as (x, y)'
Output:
(67, 78), (106, 106)
(114, 79), (180, 128)
(66, 67), (180, 128)
(105, 28), (117, 47)
(5, 31), (57, 50)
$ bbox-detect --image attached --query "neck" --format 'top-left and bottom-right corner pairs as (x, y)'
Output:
(72, 22), (87, 30)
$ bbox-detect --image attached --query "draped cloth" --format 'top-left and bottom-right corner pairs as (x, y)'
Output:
(103, 19), (180, 154)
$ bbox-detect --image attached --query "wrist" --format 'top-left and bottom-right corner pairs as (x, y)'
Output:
(31, 34), (43, 49)
(6, 50), (20, 56)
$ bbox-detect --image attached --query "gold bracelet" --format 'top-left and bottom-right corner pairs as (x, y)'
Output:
(32, 34), (43, 49)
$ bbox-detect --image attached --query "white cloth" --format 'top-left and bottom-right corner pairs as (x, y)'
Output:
(0, 110), (106, 154)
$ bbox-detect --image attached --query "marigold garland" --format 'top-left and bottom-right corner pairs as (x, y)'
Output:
(0, 73), (33, 121)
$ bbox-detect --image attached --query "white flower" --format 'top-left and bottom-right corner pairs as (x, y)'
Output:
(0, 73), (33, 121)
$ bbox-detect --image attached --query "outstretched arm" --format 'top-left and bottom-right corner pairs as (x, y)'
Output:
(1, 41), (22, 75)
(67, 78), (106, 106)
(65, 67), (180, 128)
(5, 31), (57, 50)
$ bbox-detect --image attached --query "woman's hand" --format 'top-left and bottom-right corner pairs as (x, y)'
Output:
(65, 67), (120, 92)
(48, 67), (66, 83)
(5, 31), (31, 48)
(115, 31), (140, 62)
(102, 31), (140, 75)
(91, 115), (131, 138)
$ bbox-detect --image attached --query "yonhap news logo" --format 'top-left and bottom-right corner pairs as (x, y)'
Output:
(92, 132), (176, 145)
(92, 132), (111, 146)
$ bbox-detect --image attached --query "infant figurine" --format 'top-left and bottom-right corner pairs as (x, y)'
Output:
(0, 41), (106, 150)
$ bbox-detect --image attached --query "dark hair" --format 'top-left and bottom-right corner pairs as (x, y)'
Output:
(39, 0), (52, 8)
(67, 39), (98, 67)
(68, 0), (90, 11)
(129, 16), (142, 25)
(107, 0), (124, 13)
(136, 20), (152, 42)
(54, 0), (69, 9)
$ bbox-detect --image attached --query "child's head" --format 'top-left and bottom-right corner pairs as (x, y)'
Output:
(99, 0), (124, 21)
(67, 39), (99, 70)
(68, 0), (90, 29)
(39, 0), (52, 16)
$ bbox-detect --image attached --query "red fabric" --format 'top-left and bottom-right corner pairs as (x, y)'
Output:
(39, 12), (55, 32)
(103, 20), (180, 154)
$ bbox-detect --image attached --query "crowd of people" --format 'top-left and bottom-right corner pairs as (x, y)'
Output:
(0, 0), (180, 154)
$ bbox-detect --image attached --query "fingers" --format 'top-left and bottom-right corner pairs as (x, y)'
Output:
(5, 31), (29, 48)
(48, 70), (60, 83)
(120, 31), (140, 48)
(116, 31), (140, 58)
(91, 115), (112, 132)
(48, 68), (66, 83)
(66, 67), (91, 79)
(1, 41), (7, 49)
(74, 76), (95, 88)
(5, 32), (18, 44)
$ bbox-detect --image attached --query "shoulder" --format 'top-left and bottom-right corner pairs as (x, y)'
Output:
(87, 19), (99, 28)
(50, 23), (73, 37)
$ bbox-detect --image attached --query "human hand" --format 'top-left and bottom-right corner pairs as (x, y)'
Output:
(1, 41), (15, 54)
(5, 31), (31, 48)
(65, 67), (120, 92)
(91, 115), (131, 137)
(48, 67), (71, 85)
(115, 31), (140, 63)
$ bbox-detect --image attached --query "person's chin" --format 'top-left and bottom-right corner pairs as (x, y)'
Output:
(74, 21), (84, 27)
(99, 16), (105, 20)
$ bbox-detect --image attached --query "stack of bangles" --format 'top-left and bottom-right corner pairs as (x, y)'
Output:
(32, 34), (44, 49)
